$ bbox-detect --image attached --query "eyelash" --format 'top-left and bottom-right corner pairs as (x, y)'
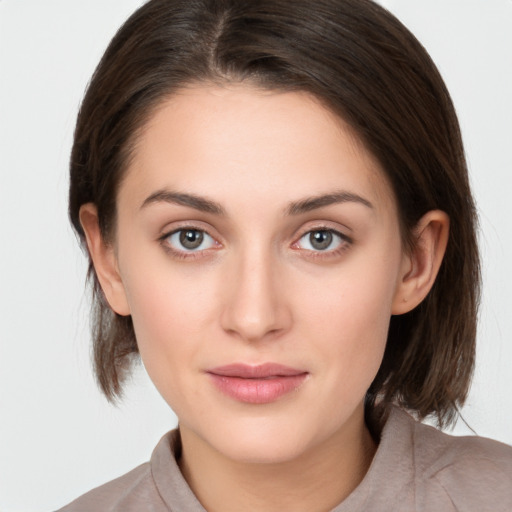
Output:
(158, 225), (352, 261)
(292, 227), (352, 259)
(159, 226), (220, 260)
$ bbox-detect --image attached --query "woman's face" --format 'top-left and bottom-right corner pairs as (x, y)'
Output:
(110, 85), (409, 463)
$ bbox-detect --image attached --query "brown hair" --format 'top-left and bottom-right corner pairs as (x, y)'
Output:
(69, 0), (480, 427)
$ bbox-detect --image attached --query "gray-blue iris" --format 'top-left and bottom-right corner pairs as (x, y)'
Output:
(310, 231), (332, 250)
(180, 230), (204, 249)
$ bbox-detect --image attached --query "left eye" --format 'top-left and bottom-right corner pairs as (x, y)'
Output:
(296, 229), (346, 251)
(166, 229), (216, 252)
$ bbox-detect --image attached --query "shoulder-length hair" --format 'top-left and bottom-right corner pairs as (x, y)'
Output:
(69, 0), (479, 427)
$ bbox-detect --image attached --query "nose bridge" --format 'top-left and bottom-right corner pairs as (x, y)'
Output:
(221, 241), (289, 342)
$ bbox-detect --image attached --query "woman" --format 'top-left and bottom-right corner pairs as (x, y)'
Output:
(58, 0), (512, 510)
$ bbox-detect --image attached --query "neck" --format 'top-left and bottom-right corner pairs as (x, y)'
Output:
(178, 406), (377, 512)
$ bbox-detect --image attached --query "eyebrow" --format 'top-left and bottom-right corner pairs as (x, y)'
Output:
(286, 191), (373, 215)
(140, 190), (225, 215)
(140, 189), (373, 216)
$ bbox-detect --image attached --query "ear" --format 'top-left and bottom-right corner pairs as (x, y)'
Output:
(79, 203), (131, 316)
(392, 210), (449, 315)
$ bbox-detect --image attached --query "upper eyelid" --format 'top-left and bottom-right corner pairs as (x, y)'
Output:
(296, 229), (350, 246)
(293, 224), (353, 243)
(159, 222), (218, 240)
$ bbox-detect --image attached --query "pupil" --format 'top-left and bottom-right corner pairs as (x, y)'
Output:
(310, 231), (332, 250)
(180, 230), (203, 249)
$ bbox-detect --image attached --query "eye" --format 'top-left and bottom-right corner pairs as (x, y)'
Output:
(296, 229), (348, 252)
(165, 228), (216, 252)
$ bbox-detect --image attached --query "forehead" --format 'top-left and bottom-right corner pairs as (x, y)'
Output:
(121, 85), (396, 216)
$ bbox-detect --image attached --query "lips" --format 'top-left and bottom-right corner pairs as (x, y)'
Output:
(206, 363), (308, 404)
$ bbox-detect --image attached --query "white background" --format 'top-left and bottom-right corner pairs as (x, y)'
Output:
(0, 1), (511, 510)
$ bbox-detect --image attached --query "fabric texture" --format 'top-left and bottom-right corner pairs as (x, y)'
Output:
(56, 407), (512, 511)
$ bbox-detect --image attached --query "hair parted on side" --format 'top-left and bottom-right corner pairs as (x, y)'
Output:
(69, 0), (480, 427)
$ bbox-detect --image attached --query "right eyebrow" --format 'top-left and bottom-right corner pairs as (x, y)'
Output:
(140, 189), (226, 215)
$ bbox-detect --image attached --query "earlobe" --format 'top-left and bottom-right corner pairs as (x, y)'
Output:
(392, 210), (450, 315)
(79, 203), (131, 316)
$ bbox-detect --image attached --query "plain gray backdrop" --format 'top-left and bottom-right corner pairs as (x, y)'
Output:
(1, 1), (511, 510)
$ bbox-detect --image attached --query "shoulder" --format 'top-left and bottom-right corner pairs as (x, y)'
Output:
(56, 428), (206, 512)
(55, 462), (165, 512)
(392, 408), (512, 510)
(411, 414), (512, 481)
(54, 430), (182, 512)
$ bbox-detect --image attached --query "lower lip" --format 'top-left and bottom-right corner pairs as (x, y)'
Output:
(208, 373), (308, 404)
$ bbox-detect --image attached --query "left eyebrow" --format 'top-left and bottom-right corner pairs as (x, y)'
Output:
(286, 191), (374, 215)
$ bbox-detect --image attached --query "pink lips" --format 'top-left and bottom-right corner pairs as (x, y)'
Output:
(206, 363), (308, 404)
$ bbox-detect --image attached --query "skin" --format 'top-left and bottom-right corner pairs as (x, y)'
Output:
(81, 85), (449, 512)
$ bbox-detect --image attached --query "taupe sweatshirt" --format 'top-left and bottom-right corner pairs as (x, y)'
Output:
(56, 407), (512, 511)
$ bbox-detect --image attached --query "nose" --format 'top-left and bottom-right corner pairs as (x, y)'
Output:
(220, 247), (292, 343)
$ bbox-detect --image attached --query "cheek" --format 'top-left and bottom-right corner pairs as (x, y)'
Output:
(297, 251), (400, 382)
(121, 262), (221, 382)
(304, 287), (390, 370)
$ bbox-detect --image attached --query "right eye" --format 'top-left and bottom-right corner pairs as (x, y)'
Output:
(164, 228), (217, 253)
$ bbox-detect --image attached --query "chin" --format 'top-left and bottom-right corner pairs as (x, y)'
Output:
(218, 434), (312, 465)
(193, 414), (324, 465)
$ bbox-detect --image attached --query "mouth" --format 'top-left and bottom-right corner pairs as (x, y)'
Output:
(206, 363), (309, 404)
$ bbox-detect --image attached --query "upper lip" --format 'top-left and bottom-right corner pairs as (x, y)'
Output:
(207, 363), (307, 379)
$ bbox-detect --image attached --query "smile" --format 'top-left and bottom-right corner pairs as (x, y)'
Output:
(206, 363), (309, 404)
